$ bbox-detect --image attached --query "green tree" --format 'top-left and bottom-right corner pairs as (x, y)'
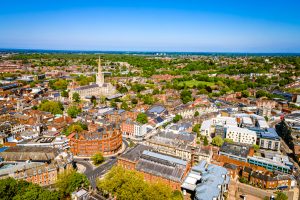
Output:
(275, 191), (288, 200)
(194, 111), (199, 117)
(38, 100), (64, 115)
(131, 98), (138, 104)
(136, 113), (148, 124)
(224, 138), (234, 144)
(203, 136), (209, 146)
(97, 166), (179, 200)
(67, 106), (82, 118)
(192, 124), (200, 134)
(61, 90), (69, 98)
(121, 101), (129, 110)
(180, 89), (192, 104)
(0, 177), (59, 200)
(110, 100), (117, 108)
(171, 190), (184, 200)
(92, 152), (105, 166)
(253, 144), (260, 152)
(241, 90), (250, 98)
(211, 136), (224, 147)
(56, 169), (89, 198)
(63, 122), (88, 136)
(72, 92), (80, 103)
(173, 114), (182, 123)
(91, 95), (97, 107)
(49, 79), (69, 91)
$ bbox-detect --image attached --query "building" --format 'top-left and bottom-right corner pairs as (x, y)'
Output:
(68, 123), (122, 156)
(121, 119), (147, 140)
(0, 146), (73, 186)
(118, 145), (190, 190)
(68, 58), (116, 100)
(181, 160), (230, 200)
(247, 156), (291, 174)
(219, 142), (254, 162)
(257, 128), (280, 151)
(145, 131), (211, 163)
(242, 167), (295, 190)
(225, 126), (257, 145)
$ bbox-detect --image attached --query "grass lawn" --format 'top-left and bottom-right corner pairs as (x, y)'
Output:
(178, 80), (215, 87)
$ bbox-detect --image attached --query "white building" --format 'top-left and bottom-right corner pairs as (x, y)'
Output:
(200, 120), (213, 137)
(225, 126), (257, 145)
(134, 123), (147, 138)
(212, 116), (237, 127)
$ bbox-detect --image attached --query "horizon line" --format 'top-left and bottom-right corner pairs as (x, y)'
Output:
(1, 47), (300, 55)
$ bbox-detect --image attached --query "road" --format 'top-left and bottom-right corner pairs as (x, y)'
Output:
(76, 158), (117, 188)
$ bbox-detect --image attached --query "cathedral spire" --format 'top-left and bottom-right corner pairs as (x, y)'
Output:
(96, 56), (104, 85)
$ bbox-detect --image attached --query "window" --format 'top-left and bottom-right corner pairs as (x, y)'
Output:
(268, 141), (272, 149)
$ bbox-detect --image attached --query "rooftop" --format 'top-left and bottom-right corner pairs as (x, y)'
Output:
(220, 142), (251, 158)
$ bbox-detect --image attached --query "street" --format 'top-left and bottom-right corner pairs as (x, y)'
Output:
(77, 157), (117, 188)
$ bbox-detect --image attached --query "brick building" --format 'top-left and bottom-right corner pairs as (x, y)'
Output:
(118, 145), (191, 190)
(242, 167), (294, 190)
(68, 123), (122, 156)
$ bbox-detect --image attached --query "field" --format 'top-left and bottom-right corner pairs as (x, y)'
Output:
(178, 80), (215, 88)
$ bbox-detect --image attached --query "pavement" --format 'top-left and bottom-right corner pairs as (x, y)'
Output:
(76, 157), (117, 188)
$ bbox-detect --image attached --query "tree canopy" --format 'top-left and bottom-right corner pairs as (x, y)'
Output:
(67, 105), (82, 118)
(212, 136), (224, 147)
(0, 177), (59, 200)
(56, 169), (89, 199)
(97, 166), (183, 200)
(72, 92), (80, 103)
(173, 114), (183, 123)
(91, 152), (105, 166)
(38, 100), (64, 115)
(136, 113), (148, 124)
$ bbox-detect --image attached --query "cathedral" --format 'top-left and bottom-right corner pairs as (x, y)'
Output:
(68, 57), (116, 100)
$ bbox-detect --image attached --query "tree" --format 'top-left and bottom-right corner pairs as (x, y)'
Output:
(203, 136), (209, 146)
(173, 114), (182, 123)
(121, 101), (129, 110)
(67, 106), (82, 118)
(91, 95), (97, 107)
(253, 144), (260, 152)
(152, 88), (160, 95)
(63, 122), (87, 136)
(264, 116), (269, 122)
(97, 166), (179, 200)
(56, 169), (89, 198)
(241, 90), (249, 98)
(0, 177), (59, 200)
(192, 124), (200, 135)
(131, 98), (138, 104)
(194, 111), (199, 117)
(224, 138), (234, 144)
(211, 136), (224, 147)
(180, 89), (192, 104)
(38, 100), (64, 115)
(136, 113), (148, 124)
(275, 191), (288, 200)
(72, 92), (80, 103)
(110, 100), (117, 108)
(61, 90), (69, 98)
(92, 152), (105, 166)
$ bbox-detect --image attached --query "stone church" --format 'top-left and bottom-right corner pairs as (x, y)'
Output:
(68, 57), (116, 100)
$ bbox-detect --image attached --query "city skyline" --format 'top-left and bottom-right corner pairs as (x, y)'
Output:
(1, 0), (300, 52)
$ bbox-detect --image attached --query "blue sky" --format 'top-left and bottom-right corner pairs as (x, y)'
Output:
(0, 0), (300, 52)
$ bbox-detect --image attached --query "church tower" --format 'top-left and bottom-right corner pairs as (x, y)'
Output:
(96, 57), (104, 86)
